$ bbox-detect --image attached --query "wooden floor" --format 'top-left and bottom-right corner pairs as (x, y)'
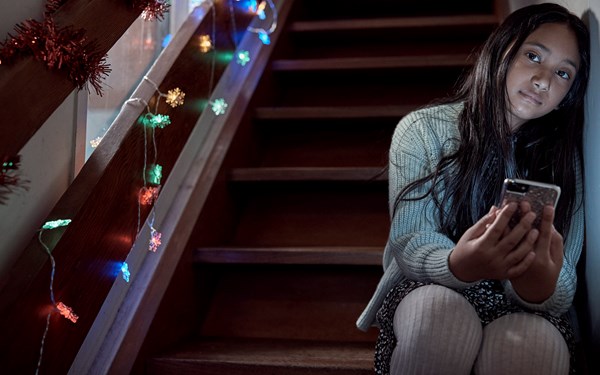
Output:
(137, 0), (499, 373)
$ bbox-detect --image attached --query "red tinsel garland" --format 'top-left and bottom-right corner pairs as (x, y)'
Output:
(0, 18), (111, 95)
(0, 0), (170, 95)
(135, 0), (171, 22)
(0, 155), (27, 205)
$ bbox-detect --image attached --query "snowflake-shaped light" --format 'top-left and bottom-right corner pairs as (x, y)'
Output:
(211, 98), (228, 115)
(166, 87), (185, 108)
(139, 186), (161, 205)
(90, 136), (103, 148)
(121, 262), (130, 282)
(151, 114), (171, 128)
(42, 219), (72, 230)
(147, 164), (163, 185)
(56, 302), (79, 323)
(258, 30), (270, 45)
(236, 50), (250, 66)
(199, 34), (213, 53)
(257, 1), (267, 19)
(149, 228), (162, 252)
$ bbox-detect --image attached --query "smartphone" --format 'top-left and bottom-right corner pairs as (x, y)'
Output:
(499, 178), (561, 229)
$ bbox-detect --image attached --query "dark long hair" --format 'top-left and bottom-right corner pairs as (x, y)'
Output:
(394, 3), (590, 242)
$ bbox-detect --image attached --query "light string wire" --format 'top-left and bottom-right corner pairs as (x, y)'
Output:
(35, 228), (56, 375)
(228, 0), (239, 47)
(209, 3), (217, 97)
(246, 0), (277, 35)
(35, 220), (73, 375)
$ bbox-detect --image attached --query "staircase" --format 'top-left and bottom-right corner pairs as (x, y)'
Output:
(143, 0), (499, 373)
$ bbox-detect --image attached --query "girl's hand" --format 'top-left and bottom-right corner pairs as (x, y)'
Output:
(509, 205), (564, 303)
(449, 202), (538, 282)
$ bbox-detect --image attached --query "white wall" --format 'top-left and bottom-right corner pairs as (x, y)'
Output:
(584, 0), (600, 352)
(0, 1), (80, 283)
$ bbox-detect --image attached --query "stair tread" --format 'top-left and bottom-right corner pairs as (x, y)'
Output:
(194, 246), (383, 265)
(289, 14), (498, 32)
(150, 337), (375, 370)
(272, 54), (472, 71)
(229, 167), (386, 182)
(254, 105), (415, 119)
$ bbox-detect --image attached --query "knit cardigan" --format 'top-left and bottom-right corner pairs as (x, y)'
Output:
(356, 103), (585, 332)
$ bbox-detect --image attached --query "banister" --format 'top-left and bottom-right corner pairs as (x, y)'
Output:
(0, 1), (260, 372)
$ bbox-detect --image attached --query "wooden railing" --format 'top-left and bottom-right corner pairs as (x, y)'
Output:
(0, 0), (285, 372)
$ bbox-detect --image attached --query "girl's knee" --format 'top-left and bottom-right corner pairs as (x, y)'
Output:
(390, 285), (482, 375)
(475, 312), (569, 375)
(394, 285), (479, 328)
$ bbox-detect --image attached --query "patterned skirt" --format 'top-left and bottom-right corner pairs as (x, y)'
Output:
(374, 279), (575, 374)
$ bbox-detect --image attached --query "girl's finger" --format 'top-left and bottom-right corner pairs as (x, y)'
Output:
(506, 251), (536, 279)
(535, 205), (555, 251)
(497, 209), (536, 251)
(485, 203), (518, 240)
(468, 206), (498, 238)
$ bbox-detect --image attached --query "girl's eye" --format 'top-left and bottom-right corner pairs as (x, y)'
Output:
(526, 52), (541, 62)
(556, 70), (571, 80)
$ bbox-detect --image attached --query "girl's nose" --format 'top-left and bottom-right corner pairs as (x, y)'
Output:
(532, 70), (551, 91)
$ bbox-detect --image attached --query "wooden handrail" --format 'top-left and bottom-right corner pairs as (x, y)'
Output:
(71, 1), (293, 372)
(0, 2), (259, 372)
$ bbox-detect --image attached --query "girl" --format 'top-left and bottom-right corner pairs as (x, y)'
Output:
(357, 3), (590, 374)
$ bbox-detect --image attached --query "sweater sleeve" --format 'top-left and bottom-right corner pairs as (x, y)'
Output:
(387, 109), (477, 289)
(502, 157), (585, 315)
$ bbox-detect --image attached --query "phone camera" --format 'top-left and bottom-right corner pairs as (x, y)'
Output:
(507, 181), (529, 193)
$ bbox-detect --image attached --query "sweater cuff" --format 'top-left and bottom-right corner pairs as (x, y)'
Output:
(502, 280), (556, 313)
(431, 249), (479, 289)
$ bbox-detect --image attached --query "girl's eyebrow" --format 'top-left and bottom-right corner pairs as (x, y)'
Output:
(523, 41), (579, 70)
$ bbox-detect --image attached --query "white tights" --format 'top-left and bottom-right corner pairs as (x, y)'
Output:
(390, 285), (570, 375)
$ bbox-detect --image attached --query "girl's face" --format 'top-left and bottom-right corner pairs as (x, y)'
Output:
(505, 23), (580, 130)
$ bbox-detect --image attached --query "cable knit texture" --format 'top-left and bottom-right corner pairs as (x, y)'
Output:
(356, 103), (585, 331)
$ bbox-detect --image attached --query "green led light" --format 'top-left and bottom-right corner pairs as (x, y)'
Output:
(140, 113), (171, 129)
(42, 219), (72, 230)
(147, 164), (163, 185)
(236, 50), (250, 66)
(211, 98), (228, 116)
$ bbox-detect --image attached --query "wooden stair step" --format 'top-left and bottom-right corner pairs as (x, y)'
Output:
(293, 0), (494, 20)
(272, 54), (471, 71)
(254, 105), (415, 120)
(148, 338), (375, 375)
(194, 246), (382, 265)
(289, 14), (498, 32)
(229, 167), (386, 182)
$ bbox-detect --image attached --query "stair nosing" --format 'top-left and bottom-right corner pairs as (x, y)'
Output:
(289, 14), (498, 32)
(228, 167), (387, 182)
(194, 246), (383, 265)
(272, 54), (472, 71)
(150, 338), (375, 370)
(253, 105), (416, 119)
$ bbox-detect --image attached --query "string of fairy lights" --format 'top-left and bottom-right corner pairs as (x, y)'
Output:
(29, 0), (278, 372)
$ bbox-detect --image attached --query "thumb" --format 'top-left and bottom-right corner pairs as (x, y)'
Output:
(466, 206), (498, 239)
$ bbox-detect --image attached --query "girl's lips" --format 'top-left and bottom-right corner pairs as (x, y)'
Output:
(519, 90), (542, 105)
